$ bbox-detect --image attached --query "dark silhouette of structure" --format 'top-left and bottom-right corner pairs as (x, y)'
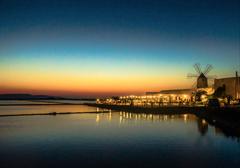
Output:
(187, 63), (215, 88)
(214, 71), (240, 100)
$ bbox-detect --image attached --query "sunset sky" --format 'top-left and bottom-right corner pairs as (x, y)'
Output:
(0, 0), (239, 98)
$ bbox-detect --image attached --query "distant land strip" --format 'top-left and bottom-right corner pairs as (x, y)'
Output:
(0, 103), (85, 106)
(0, 111), (110, 117)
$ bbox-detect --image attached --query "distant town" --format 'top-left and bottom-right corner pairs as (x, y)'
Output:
(97, 64), (240, 107)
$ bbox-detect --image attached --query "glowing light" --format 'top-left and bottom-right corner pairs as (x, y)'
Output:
(119, 115), (123, 124)
(96, 114), (100, 123)
(202, 119), (207, 124)
(183, 114), (188, 122)
(108, 112), (112, 121)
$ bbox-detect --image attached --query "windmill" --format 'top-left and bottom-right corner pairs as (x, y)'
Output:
(187, 63), (215, 88)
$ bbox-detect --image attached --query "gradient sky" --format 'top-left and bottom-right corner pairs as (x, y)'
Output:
(0, 0), (239, 98)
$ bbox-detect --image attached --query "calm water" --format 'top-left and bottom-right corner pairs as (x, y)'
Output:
(0, 105), (99, 115)
(0, 100), (95, 105)
(0, 100), (97, 115)
(0, 105), (239, 168)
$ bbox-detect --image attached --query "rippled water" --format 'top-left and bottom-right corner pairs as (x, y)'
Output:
(0, 105), (239, 168)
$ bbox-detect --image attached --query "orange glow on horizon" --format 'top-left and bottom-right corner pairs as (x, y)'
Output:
(0, 65), (191, 97)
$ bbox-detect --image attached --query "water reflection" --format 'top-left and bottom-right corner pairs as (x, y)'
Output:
(0, 105), (100, 115)
(108, 111), (112, 121)
(96, 114), (100, 123)
(0, 111), (239, 168)
(197, 119), (208, 136)
(95, 112), (239, 140)
(118, 112), (197, 124)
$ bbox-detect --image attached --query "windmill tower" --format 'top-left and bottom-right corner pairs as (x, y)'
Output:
(187, 63), (215, 88)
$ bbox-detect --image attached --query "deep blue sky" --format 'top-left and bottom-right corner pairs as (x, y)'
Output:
(0, 0), (239, 38)
(0, 0), (239, 97)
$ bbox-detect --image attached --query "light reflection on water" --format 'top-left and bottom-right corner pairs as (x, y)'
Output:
(0, 108), (240, 168)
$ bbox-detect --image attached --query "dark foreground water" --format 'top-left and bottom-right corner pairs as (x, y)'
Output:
(0, 105), (240, 168)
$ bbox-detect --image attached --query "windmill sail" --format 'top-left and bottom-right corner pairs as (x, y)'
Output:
(203, 64), (213, 75)
(187, 63), (215, 89)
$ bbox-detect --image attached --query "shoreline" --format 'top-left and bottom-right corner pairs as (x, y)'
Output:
(0, 110), (110, 117)
(0, 103), (86, 106)
(0, 103), (239, 137)
(86, 103), (240, 114)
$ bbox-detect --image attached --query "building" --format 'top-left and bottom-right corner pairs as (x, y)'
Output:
(146, 89), (193, 96)
(214, 76), (240, 99)
(146, 89), (194, 103)
(98, 71), (240, 106)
